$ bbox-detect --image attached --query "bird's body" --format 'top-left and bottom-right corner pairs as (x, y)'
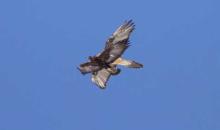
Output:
(78, 20), (143, 89)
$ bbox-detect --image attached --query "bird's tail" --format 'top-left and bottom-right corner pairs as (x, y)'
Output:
(112, 57), (143, 68)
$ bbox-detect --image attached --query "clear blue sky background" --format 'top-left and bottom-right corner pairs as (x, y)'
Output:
(0, 0), (219, 130)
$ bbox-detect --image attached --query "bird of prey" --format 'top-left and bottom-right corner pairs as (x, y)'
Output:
(78, 20), (143, 89)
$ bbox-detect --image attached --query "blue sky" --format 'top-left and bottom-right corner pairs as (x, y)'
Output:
(0, 0), (219, 130)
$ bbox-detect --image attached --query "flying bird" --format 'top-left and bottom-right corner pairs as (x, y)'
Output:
(78, 20), (143, 89)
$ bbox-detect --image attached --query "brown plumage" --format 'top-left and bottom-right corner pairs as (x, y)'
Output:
(78, 20), (143, 89)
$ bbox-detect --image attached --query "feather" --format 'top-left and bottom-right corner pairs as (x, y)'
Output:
(112, 57), (143, 68)
(91, 69), (111, 89)
(78, 62), (101, 74)
(98, 20), (134, 64)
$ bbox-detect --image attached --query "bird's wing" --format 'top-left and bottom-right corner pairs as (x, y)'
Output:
(78, 62), (101, 74)
(112, 57), (143, 68)
(91, 68), (112, 89)
(98, 20), (135, 63)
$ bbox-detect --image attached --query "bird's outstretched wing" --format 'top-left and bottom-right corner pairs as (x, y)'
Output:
(98, 20), (135, 63)
(78, 62), (101, 74)
(91, 69), (112, 89)
(112, 57), (143, 68)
